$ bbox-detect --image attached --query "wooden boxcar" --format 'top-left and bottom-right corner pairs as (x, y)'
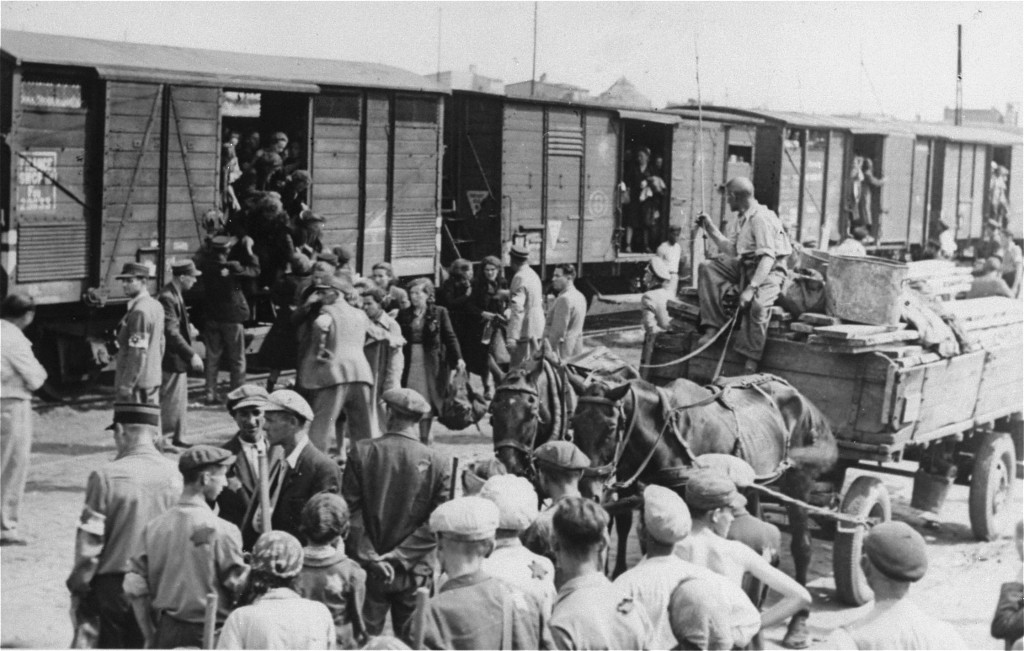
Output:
(1, 30), (446, 380)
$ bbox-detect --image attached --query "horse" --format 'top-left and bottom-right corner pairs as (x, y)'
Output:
(489, 354), (572, 478)
(569, 373), (839, 648)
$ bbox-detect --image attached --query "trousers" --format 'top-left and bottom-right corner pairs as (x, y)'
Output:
(363, 564), (433, 638)
(510, 338), (540, 369)
(307, 382), (377, 458)
(204, 321), (246, 393)
(160, 371), (188, 443)
(698, 256), (785, 361)
(1, 398), (32, 538)
(154, 613), (205, 649)
(88, 573), (145, 649)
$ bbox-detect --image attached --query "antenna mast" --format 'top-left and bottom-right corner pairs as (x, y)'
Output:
(955, 24), (963, 126)
(530, 2), (538, 97)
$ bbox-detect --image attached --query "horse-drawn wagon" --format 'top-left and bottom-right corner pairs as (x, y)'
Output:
(645, 295), (1023, 606)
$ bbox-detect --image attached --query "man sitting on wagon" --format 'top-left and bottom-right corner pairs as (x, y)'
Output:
(695, 176), (791, 373)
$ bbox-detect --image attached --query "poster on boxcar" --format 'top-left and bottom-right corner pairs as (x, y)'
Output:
(16, 151), (58, 212)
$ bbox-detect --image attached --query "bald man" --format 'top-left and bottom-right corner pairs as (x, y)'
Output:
(696, 177), (791, 372)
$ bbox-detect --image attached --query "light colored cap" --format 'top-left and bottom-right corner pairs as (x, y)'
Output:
(382, 388), (432, 418)
(262, 389), (315, 422)
(429, 496), (500, 542)
(643, 485), (691, 544)
(226, 384), (269, 412)
(648, 257), (671, 281)
(480, 475), (539, 531)
(685, 470), (747, 514)
(692, 454), (756, 489)
(533, 441), (590, 471)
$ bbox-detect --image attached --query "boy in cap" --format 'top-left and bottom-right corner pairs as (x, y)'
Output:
(261, 390), (342, 542)
(823, 520), (965, 650)
(158, 259), (204, 448)
(296, 493), (367, 649)
(216, 384), (277, 548)
(342, 387), (451, 637)
(124, 445), (249, 648)
(549, 496), (652, 649)
(677, 470), (811, 646)
(113, 262), (165, 405)
(613, 485), (760, 649)
(67, 402), (182, 649)
(641, 257), (676, 366)
(479, 475), (556, 615)
(656, 223), (686, 296)
(521, 440), (590, 563)
(217, 531), (336, 650)
(506, 244), (545, 367)
(422, 496), (552, 650)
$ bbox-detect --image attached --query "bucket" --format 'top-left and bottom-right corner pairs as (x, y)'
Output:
(910, 468), (953, 514)
(800, 249), (831, 280)
(825, 254), (907, 326)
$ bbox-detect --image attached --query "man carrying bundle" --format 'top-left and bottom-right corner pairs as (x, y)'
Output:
(695, 177), (791, 373)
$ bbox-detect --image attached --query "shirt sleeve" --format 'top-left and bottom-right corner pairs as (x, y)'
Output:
(215, 611), (244, 650)
(215, 525), (250, 602)
(7, 333), (48, 391)
(123, 309), (151, 349)
(549, 624), (575, 651)
(748, 213), (781, 259)
(66, 471), (109, 594)
(341, 447), (378, 563)
(507, 275), (526, 342)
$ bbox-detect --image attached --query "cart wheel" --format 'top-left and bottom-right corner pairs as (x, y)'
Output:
(969, 430), (1016, 541)
(833, 476), (891, 607)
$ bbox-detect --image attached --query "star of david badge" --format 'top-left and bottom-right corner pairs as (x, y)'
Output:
(528, 560), (548, 580)
(190, 525), (216, 546)
(325, 573), (345, 595)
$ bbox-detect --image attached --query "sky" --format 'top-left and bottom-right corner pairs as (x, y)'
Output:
(1, 1), (1021, 122)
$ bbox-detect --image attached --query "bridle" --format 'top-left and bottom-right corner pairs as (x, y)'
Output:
(576, 384), (727, 492)
(491, 382), (542, 458)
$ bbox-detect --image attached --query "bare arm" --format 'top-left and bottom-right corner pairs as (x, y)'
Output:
(699, 215), (737, 257)
(737, 544), (811, 629)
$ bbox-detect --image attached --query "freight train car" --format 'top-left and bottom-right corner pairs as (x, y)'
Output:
(1, 30), (446, 381)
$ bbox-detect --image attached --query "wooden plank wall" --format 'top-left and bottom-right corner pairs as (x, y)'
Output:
(457, 94), (503, 263)
(164, 86), (217, 263)
(939, 142), (960, 231)
(968, 144), (986, 239)
(800, 131), (827, 244)
(102, 82), (163, 298)
(908, 139), (931, 246)
(956, 143), (976, 240)
(390, 97), (440, 277)
(311, 97), (362, 252)
(1008, 143), (1023, 237)
(364, 93), (390, 271)
(879, 134), (914, 244)
(582, 111), (617, 263)
(824, 131), (846, 241)
(777, 132), (802, 234)
(502, 104), (544, 264)
(545, 107), (583, 265)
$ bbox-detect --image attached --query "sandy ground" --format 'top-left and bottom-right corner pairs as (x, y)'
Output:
(1, 330), (1021, 649)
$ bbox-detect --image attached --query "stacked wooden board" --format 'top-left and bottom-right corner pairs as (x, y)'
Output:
(906, 259), (974, 300)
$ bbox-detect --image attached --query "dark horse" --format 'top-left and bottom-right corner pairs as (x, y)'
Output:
(489, 355), (572, 477)
(570, 373), (838, 648)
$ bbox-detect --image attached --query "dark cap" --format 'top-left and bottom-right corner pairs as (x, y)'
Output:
(533, 441), (590, 471)
(684, 471), (747, 513)
(114, 262), (154, 279)
(210, 235), (233, 250)
(509, 244), (530, 260)
(382, 388), (432, 418)
(225, 384), (269, 412)
(171, 260), (202, 277)
(178, 445), (236, 474)
(863, 521), (928, 582)
(107, 402), (160, 430)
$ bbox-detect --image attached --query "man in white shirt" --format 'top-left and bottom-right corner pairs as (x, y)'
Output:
(613, 485), (760, 649)
(1, 292), (48, 546)
(656, 224), (686, 296)
(506, 244), (545, 368)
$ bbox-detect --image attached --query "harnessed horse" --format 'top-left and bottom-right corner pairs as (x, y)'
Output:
(570, 373), (839, 646)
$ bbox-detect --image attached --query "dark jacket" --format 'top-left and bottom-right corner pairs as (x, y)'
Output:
(196, 243), (260, 324)
(217, 433), (283, 550)
(462, 275), (509, 376)
(396, 304), (462, 389)
(269, 441), (342, 544)
(158, 281), (197, 374)
(342, 429), (451, 571)
(992, 581), (1024, 649)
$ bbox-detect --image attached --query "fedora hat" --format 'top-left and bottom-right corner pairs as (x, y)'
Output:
(115, 262), (153, 280)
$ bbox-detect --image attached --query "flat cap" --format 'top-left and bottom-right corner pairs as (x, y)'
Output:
(179, 445), (236, 474)
(648, 257), (672, 282)
(382, 388), (432, 418)
(252, 531), (304, 578)
(480, 475), (539, 531)
(509, 243), (530, 260)
(692, 454), (756, 489)
(210, 235), (233, 250)
(684, 470), (747, 513)
(170, 259), (202, 277)
(262, 389), (314, 422)
(863, 521), (928, 582)
(226, 384), (269, 412)
(533, 441), (590, 471)
(430, 496), (500, 542)
(107, 402), (160, 430)
(643, 485), (691, 544)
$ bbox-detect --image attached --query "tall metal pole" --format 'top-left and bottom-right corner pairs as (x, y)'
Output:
(530, 2), (538, 97)
(436, 7), (442, 80)
(955, 24), (963, 126)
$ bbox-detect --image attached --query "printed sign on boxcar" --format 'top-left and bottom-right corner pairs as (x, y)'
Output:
(17, 151), (58, 212)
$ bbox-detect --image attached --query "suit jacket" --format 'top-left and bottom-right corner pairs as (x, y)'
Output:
(544, 285), (587, 358)
(508, 265), (545, 343)
(342, 429), (450, 572)
(217, 433), (283, 549)
(268, 441), (342, 543)
(158, 281), (197, 373)
(396, 305), (462, 390)
(297, 301), (374, 390)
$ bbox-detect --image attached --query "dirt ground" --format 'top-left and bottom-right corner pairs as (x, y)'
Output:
(1, 329), (1021, 649)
